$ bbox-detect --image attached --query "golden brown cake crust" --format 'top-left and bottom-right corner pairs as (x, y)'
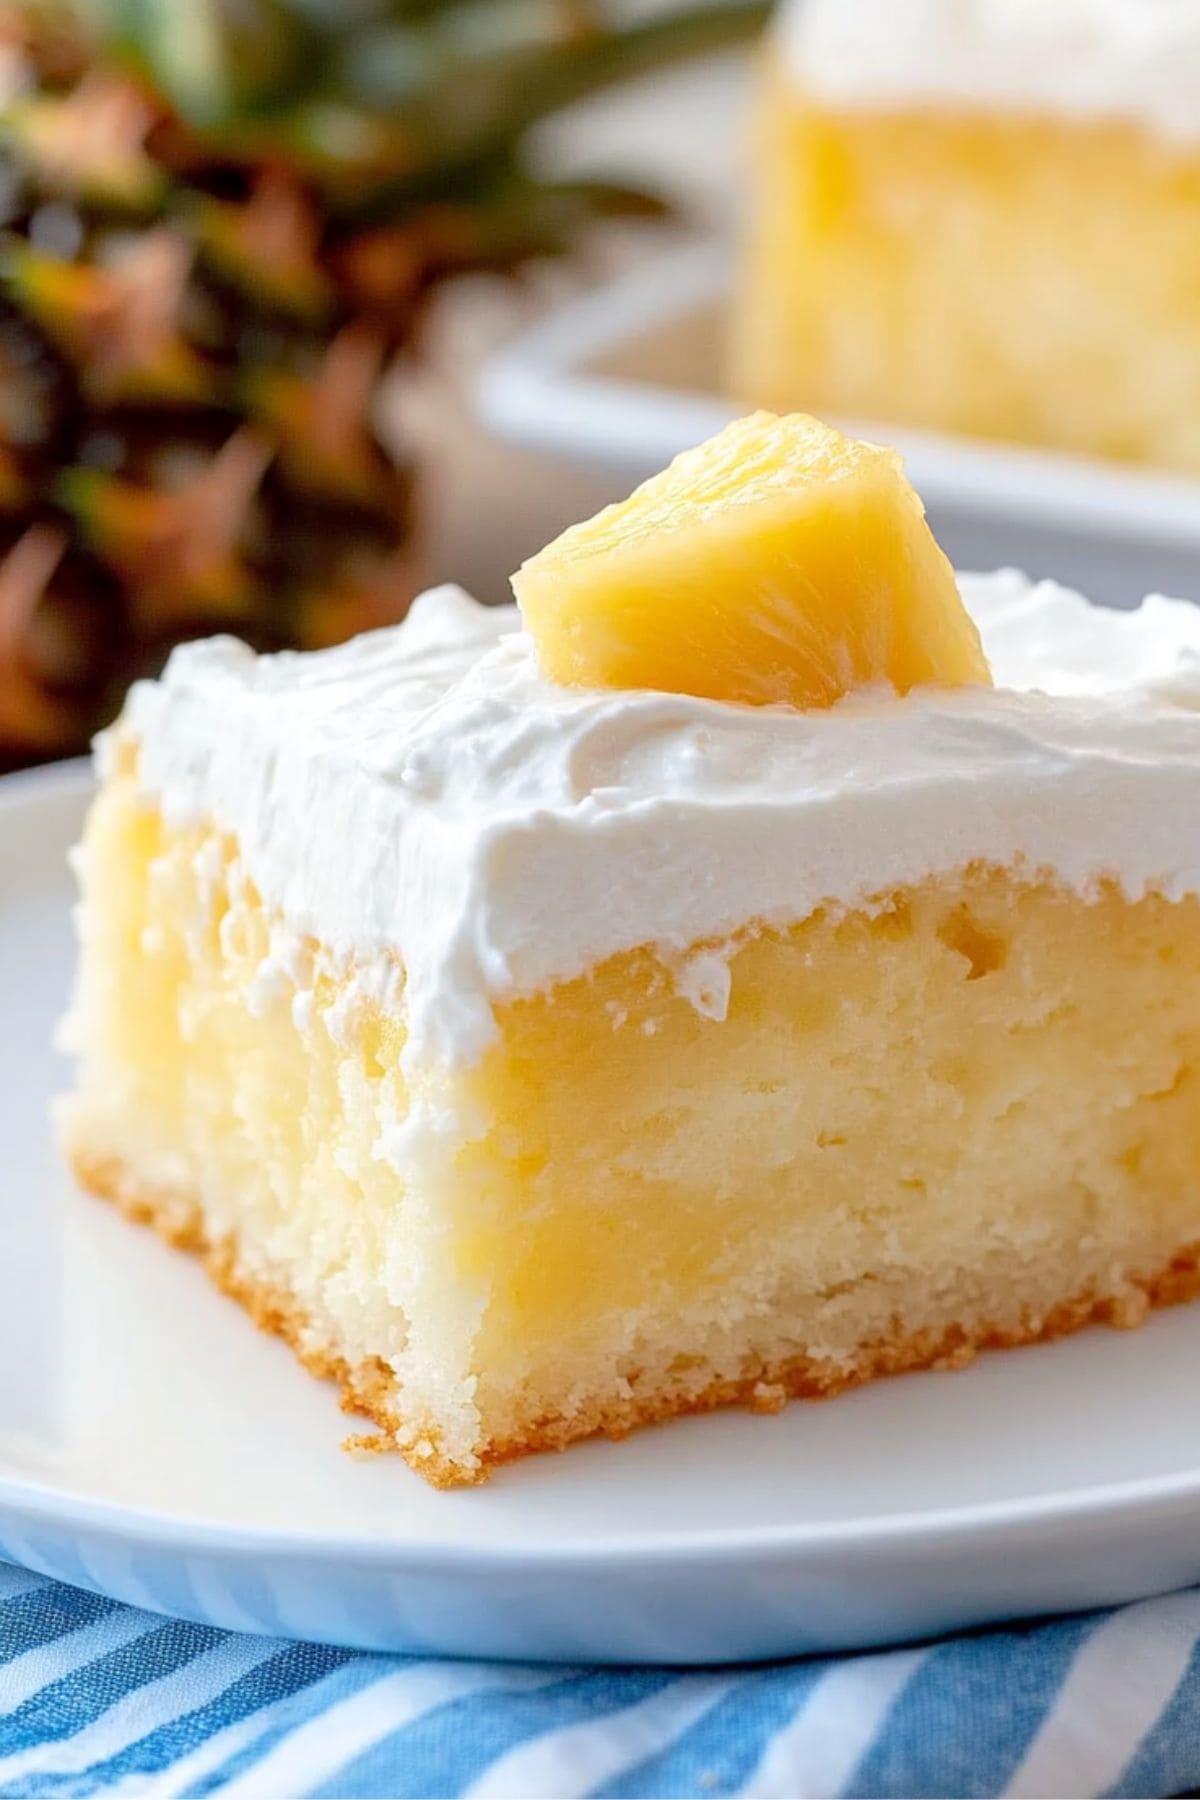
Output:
(71, 1145), (1200, 1490)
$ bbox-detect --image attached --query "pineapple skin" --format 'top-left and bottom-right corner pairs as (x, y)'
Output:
(732, 68), (1200, 470)
(514, 410), (991, 710)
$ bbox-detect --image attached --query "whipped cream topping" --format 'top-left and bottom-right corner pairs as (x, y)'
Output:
(775, 0), (1200, 140)
(116, 574), (1200, 1069)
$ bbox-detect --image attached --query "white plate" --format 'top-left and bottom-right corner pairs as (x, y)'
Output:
(7, 761), (1200, 1664)
(478, 242), (1200, 608)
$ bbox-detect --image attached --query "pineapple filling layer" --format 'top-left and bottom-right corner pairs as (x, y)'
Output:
(69, 772), (1200, 1463)
(734, 85), (1200, 468)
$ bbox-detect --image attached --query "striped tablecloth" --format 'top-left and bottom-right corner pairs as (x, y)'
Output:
(3, 1560), (1200, 1797)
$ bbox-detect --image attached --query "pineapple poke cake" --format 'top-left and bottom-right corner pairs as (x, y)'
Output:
(61, 411), (1200, 1488)
(734, 0), (1200, 469)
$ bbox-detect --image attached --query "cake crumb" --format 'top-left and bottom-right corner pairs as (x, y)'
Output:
(1109, 1289), (1151, 1330)
(675, 946), (733, 1022)
(343, 1432), (389, 1458)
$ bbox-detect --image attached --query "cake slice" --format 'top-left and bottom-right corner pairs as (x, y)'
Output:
(62, 413), (1200, 1487)
(733, 0), (1200, 469)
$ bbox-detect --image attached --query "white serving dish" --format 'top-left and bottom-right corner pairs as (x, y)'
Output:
(477, 241), (1200, 607)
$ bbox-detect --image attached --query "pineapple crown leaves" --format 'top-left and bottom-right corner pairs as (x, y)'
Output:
(0, 0), (771, 294)
(0, 68), (166, 209)
(69, 1), (771, 207)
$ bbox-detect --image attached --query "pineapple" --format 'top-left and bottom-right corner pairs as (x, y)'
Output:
(514, 410), (991, 708)
(0, 0), (769, 768)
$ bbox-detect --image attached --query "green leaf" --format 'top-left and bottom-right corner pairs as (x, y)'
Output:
(96, 0), (327, 125)
(326, 0), (768, 214)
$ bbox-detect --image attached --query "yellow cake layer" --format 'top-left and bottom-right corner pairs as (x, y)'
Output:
(64, 767), (1200, 1485)
(732, 73), (1200, 469)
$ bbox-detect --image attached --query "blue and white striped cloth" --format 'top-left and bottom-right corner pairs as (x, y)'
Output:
(4, 1560), (1200, 1798)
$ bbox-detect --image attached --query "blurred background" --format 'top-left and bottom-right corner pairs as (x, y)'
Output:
(2, 0), (1199, 774)
(0, 0), (769, 773)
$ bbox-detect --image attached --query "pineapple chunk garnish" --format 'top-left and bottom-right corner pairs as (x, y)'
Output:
(513, 411), (992, 708)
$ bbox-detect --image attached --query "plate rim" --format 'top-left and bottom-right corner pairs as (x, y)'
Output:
(0, 754), (91, 806)
(6, 1446), (1200, 1577)
(476, 238), (1200, 553)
